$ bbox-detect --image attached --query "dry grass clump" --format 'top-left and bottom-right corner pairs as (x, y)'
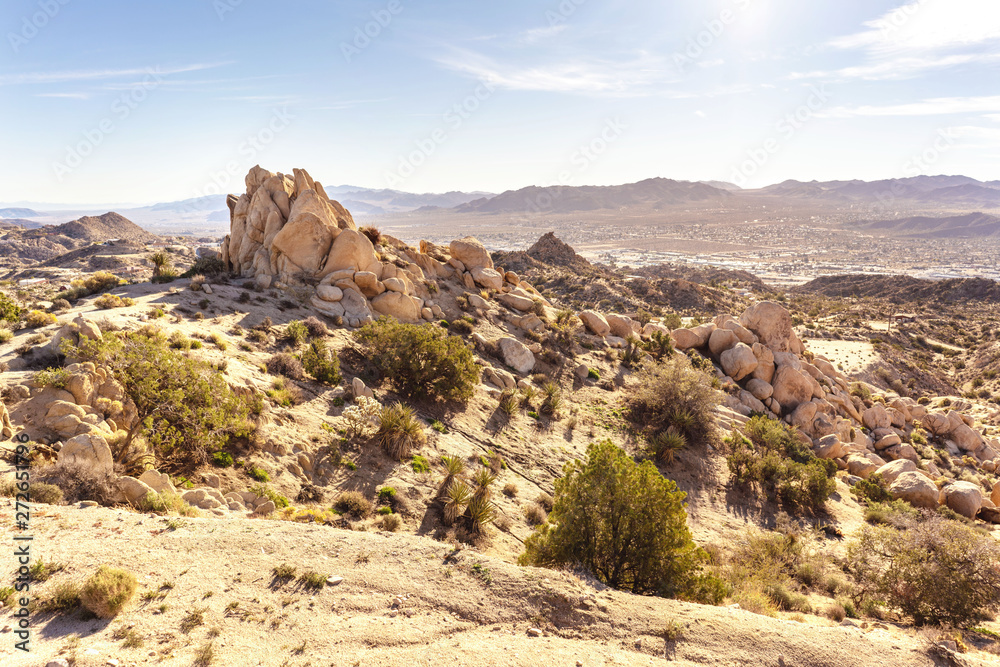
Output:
(94, 293), (135, 309)
(333, 491), (372, 517)
(25, 310), (57, 328)
(524, 503), (548, 526)
(302, 316), (328, 338)
(80, 566), (138, 618)
(376, 403), (426, 461)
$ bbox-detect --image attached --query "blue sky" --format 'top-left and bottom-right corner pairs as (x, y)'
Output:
(1, 0), (999, 204)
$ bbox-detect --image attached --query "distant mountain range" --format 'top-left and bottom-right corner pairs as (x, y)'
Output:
(457, 178), (731, 214)
(752, 175), (1000, 207)
(856, 212), (1000, 238)
(0, 207), (42, 219)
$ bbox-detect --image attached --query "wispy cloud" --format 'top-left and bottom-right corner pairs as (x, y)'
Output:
(517, 25), (568, 44)
(0, 62), (231, 86)
(790, 53), (1000, 81)
(800, 0), (1000, 81)
(435, 48), (678, 96)
(35, 92), (91, 99)
(818, 95), (1000, 118)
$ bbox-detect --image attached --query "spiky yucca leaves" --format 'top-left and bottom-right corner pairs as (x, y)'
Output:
(620, 335), (646, 368)
(472, 468), (497, 500)
(444, 480), (472, 525)
(465, 494), (496, 534)
(645, 330), (674, 361)
(439, 455), (466, 496)
(541, 382), (562, 416)
(376, 403), (427, 461)
(498, 390), (519, 417)
(652, 430), (687, 464)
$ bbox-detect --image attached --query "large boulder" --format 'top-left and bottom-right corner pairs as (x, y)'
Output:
(449, 237), (493, 271)
(708, 328), (739, 357)
(498, 338), (535, 374)
(371, 292), (422, 322)
(874, 459), (916, 485)
(579, 311), (611, 337)
(770, 366), (814, 413)
(950, 423), (984, 453)
(471, 267), (504, 291)
(746, 378), (773, 401)
(862, 404), (891, 430)
(118, 476), (156, 505)
(750, 343), (775, 384)
(671, 328), (703, 350)
(320, 229), (378, 278)
(738, 301), (794, 352)
(941, 481), (983, 519)
(889, 471), (939, 508)
(720, 343), (758, 381)
(605, 314), (636, 340)
(57, 433), (113, 473)
(498, 293), (534, 311)
(0, 399), (12, 439)
(814, 434), (846, 460)
(139, 470), (175, 495)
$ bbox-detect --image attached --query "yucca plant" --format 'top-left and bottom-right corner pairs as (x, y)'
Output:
(652, 430), (688, 464)
(439, 455), (466, 495)
(444, 480), (472, 525)
(498, 390), (519, 417)
(541, 382), (562, 416)
(465, 494), (496, 534)
(472, 468), (497, 500)
(645, 330), (674, 360)
(620, 335), (645, 368)
(376, 403), (427, 461)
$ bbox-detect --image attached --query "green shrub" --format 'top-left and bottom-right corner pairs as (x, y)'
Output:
(181, 257), (226, 277)
(587, 368), (600, 380)
(354, 318), (479, 402)
(211, 452), (234, 468)
(250, 484), (289, 509)
(727, 416), (836, 512)
(520, 440), (721, 602)
(247, 466), (269, 482)
(850, 473), (892, 504)
(0, 293), (22, 322)
(301, 339), (341, 384)
(25, 310), (57, 328)
(36, 366), (71, 388)
(848, 514), (1000, 626)
(411, 454), (430, 473)
(80, 566), (138, 618)
(94, 294), (135, 309)
(376, 403), (426, 461)
(627, 356), (719, 449)
(285, 320), (308, 345)
(68, 329), (257, 471)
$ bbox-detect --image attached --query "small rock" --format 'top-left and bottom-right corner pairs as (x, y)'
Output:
(527, 627), (542, 637)
(326, 576), (344, 586)
(46, 661), (70, 667)
(80, 500), (99, 508)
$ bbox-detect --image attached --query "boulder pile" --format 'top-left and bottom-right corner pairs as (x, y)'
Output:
(576, 299), (1000, 522)
(221, 166), (548, 328)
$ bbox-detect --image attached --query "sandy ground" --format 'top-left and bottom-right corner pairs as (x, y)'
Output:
(0, 501), (978, 667)
(806, 340), (879, 375)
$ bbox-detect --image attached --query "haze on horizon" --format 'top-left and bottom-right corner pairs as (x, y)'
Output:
(1, 0), (999, 206)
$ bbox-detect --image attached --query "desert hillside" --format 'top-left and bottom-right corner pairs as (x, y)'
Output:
(3, 166), (1000, 666)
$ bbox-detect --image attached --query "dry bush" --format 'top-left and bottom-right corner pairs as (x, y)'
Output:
(524, 502), (548, 525)
(80, 566), (138, 618)
(36, 460), (120, 505)
(25, 310), (57, 328)
(302, 316), (328, 338)
(627, 356), (719, 449)
(266, 353), (304, 380)
(333, 491), (372, 517)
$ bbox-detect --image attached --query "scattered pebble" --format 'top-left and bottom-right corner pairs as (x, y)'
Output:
(527, 627), (542, 637)
(326, 576), (343, 586)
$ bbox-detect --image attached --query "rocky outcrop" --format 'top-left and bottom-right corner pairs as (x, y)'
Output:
(889, 471), (939, 508)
